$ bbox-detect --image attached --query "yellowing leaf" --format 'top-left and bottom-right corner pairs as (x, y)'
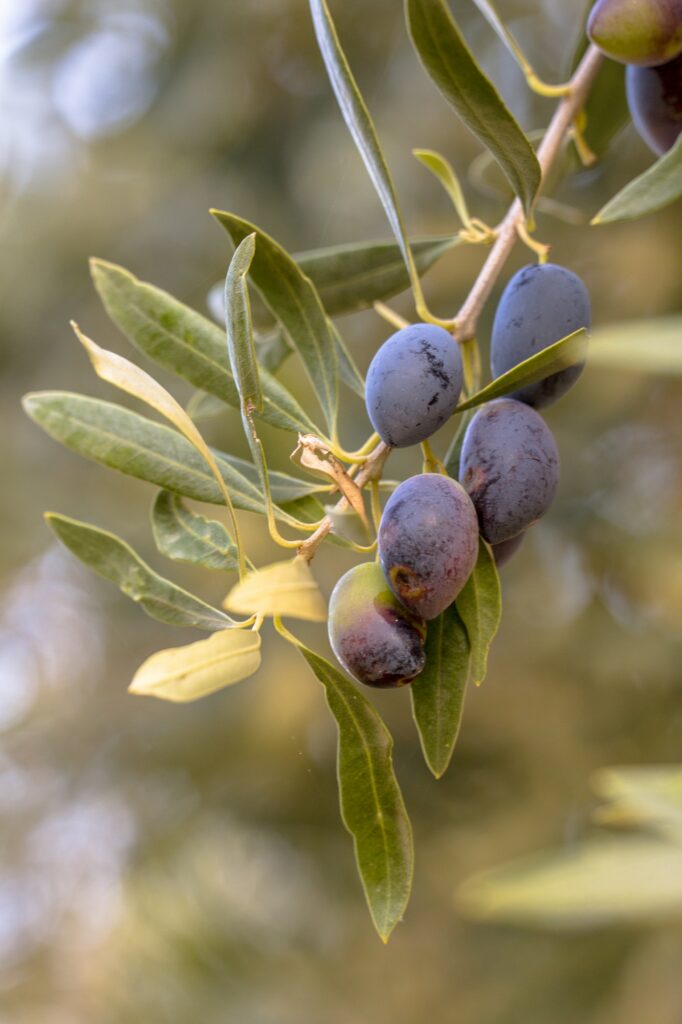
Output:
(224, 557), (327, 621)
(72, 322), (245, 575)
(129, 629), (262, 702)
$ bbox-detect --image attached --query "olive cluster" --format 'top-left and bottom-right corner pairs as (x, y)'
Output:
(588, 0), (682, 155)
(328, 264), (590, 689)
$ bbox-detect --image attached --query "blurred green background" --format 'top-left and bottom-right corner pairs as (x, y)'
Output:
(2, 0), (681, 1020)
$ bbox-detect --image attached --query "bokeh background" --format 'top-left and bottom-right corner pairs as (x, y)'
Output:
(2, 0), (681, 1021)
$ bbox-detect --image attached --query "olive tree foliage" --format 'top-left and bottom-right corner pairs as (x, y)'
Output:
(23, 0), (682, 940)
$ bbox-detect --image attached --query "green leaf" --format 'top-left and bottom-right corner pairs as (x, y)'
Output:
(73, 324), (246, 571)
(224, 233), (263, 412)
(224, 557), (327, 621)
(308, 0), (426, 307)
(413, 149), (473, 229)
(212, 235), (457, 323)
(469, 0), (532, 77)
(330, 321), (365, 398)
(456, 539), (501, 686)
(129, 629), (261, 703)
(405, 0), (541, 216)
(90, 259), (318, 435)
(23, 392), (323, 520)
(592, 135), (682, 224)
(458, 837), (682, 928)
(46, 513), (235, 631)
(410, 603), (470, 779)
(588, 317), (682, 374)
(297, 642), (414, 942)
(211, 210), (339, 436)
(455, 327), (588, 412)
(297, 235), (458, 316)
(151, 491), (238, 571)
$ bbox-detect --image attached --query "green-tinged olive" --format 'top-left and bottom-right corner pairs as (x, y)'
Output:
(328, 562), (426, 688)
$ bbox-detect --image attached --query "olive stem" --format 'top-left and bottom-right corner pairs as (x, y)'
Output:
(298, 44), (604, 564)
(453, 43), (604, 344)
(298, 442), (391, 560)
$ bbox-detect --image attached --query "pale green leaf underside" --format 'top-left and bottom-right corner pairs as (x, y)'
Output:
(46, 513), (235, 630)
(90, 259), (318, 435)
(592, 134), (682, 224)
(456, 328), (588, 412)
(211, 210), (339, 435)
(151, 491), (238, 571)
(406, 0), (540, 215)
(23, 393), (325, 525)
(588, 317), (682, 374)
(410, 603), (470, 778)
(456, 539), (501, 686)
(299, 644), (414, 942)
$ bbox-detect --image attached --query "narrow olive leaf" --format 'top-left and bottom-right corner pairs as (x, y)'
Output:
(592, 134), (682, 224)
(455, 327), (588, 412)
(73, 323), (247, 574)
(298, 236), (458, 316)
(90, 259), (318, 435)
(211, 210), (338, 436)
(456, 539), (501, 686)
(405, 0), (541, 216)
(222, 226), (314, 543)
(469, 0), (529, 73)
(330, 321), (365, 398)
(151, 491), (238, 571)
(458, 837), (682, 927)
(129, 629), (262, 703)
(410, 603), (470, 779)
(22, 393), (323, 525)
(212, 237), (456, 322)
(588, 317), (682, 375)
(207, 277), (274, 334)
(224, 233), (263, 412)
(296, 641), (414, 942)
(308, 0), (425, 303)
(224, 557), (327, 621)
(46, 513), (236, 631)
(414, 149), (473, 229)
